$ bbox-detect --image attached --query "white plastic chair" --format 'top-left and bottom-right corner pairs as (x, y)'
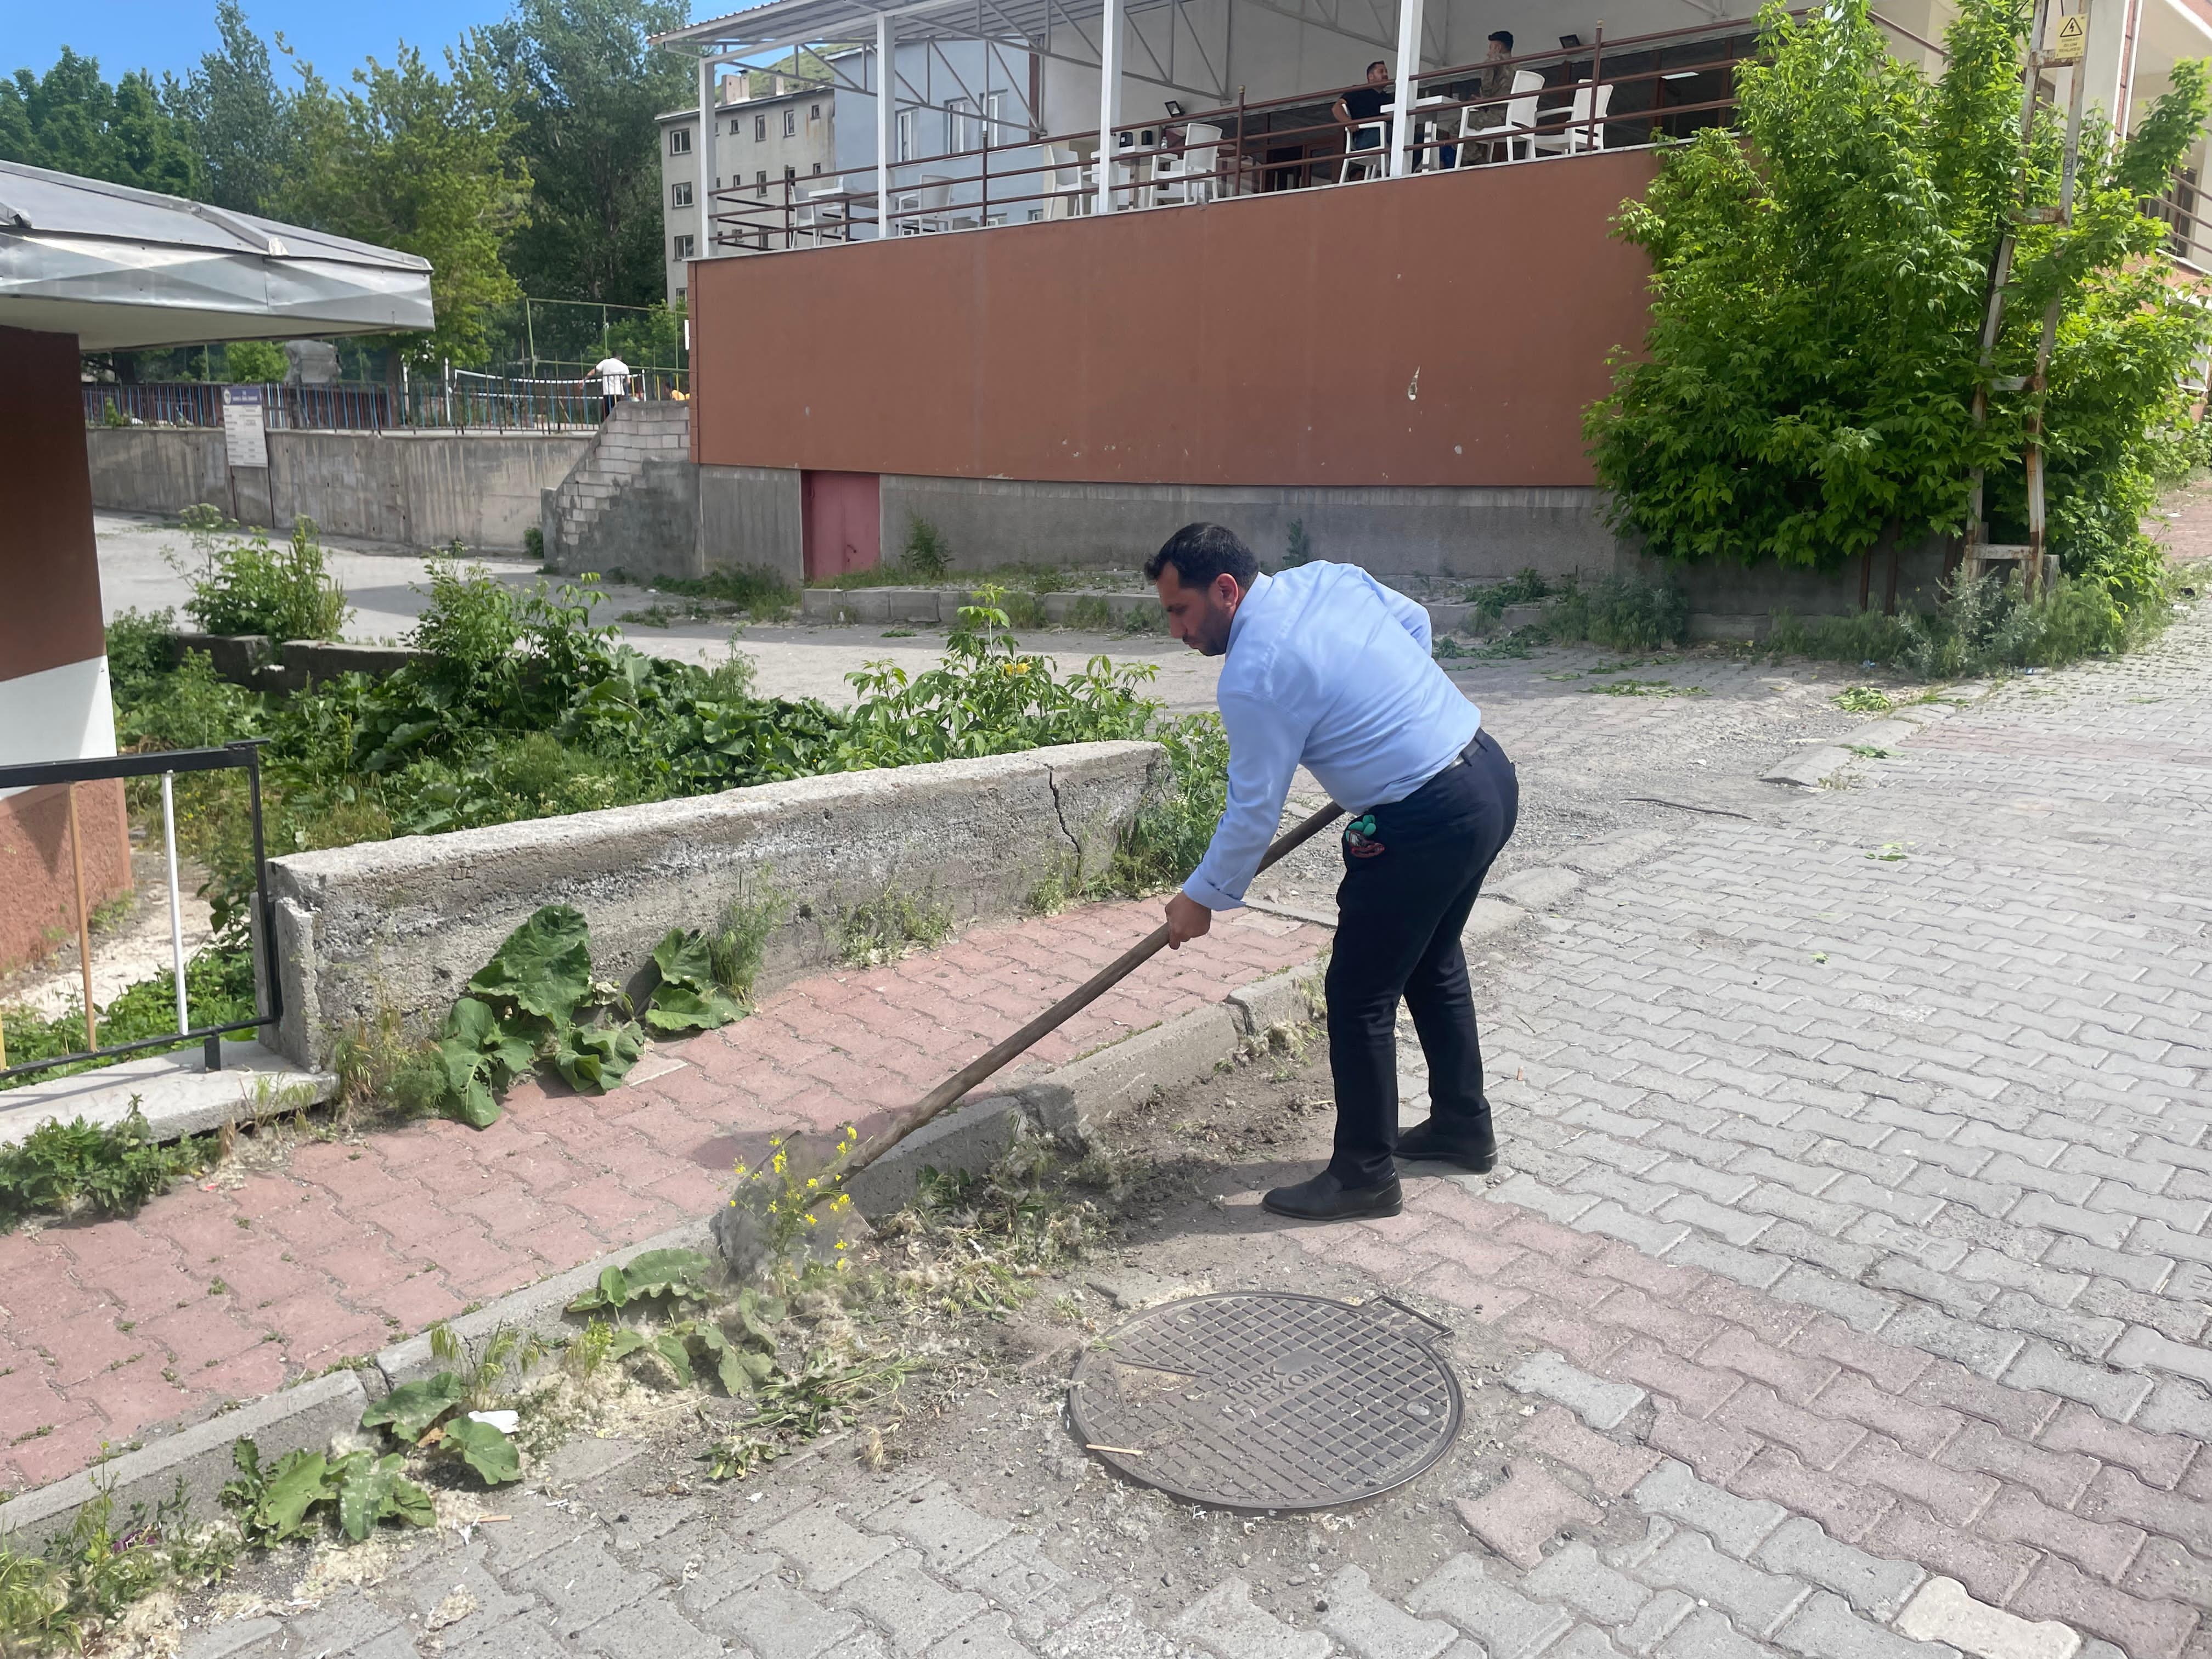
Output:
(1152, 122), (1225, 205)
(1532, 82), (1613, 156)
(1458, 70), (1544, 165)
(793, 185), (848, 245)
(1045, 145), (1094, 218)
(1338, 119), (1387, 184)
(892, 177), (951, 233)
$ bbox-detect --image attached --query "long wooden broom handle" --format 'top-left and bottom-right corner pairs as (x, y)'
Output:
(848, 798), (1346, 1175)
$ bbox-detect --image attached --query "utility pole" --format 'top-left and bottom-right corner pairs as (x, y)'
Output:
(1962, 0), (2090, 600)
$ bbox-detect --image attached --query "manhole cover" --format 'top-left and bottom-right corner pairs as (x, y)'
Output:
(1068, 1292), (1463, 1510)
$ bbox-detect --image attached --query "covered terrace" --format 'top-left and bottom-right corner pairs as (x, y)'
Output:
(651, 0), (1956, 246)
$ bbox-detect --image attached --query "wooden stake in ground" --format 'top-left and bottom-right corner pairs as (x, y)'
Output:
(66, 783), (98, 1051)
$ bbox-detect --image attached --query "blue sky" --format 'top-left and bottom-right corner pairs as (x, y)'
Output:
(0, 0), (520, 84)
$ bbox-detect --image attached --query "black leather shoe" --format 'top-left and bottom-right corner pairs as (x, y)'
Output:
(1262, 1170), (1404, 1221)
(1395, 1116), (1498, 1173)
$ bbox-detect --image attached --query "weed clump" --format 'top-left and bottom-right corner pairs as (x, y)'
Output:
(1765, 569), (2168, 679)
(0, 1108), (221, 1230)
(178, 511), (351, 643)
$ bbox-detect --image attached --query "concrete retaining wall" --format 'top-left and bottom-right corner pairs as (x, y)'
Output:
(263, 741), (1166, 1069)
(882, 476), (1627, 579)
(87, 427), (590, 551)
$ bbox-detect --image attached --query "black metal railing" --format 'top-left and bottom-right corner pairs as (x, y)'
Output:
(0, 742), (279, 1085)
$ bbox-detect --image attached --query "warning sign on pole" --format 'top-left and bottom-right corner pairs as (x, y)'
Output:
(223, 385), (268, 469)
(2050, 10), (2088, 65)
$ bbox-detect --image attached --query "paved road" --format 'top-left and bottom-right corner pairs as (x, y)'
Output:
(159, 596), (2212, 1659)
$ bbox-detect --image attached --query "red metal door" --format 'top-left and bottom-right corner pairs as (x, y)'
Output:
(801, 471), (881, 580)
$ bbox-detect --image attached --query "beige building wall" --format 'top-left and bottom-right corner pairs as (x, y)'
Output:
(659, 79), (837, 306)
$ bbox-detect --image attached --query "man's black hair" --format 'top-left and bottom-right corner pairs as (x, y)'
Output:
(1367, 59), (1388, 75)
(1146, 523), (1260, 592)
(1488, 29), (1513, 49)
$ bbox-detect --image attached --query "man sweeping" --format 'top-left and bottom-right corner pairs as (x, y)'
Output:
(1150, 524), (1519, 1221)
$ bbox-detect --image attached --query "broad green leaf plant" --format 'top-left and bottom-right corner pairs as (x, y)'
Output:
(1585, 0), (2212, 610)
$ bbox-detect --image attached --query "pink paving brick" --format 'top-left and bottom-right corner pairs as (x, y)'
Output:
(1715, 1382), (1867, 1471)
(1410, 1262), (1525, 1319)
(69, 1364), (196, 1443)
(1647, 1404), (1762, 1483)
(1941, 1419), (2100, 1510)
(1731, 1445), (1894, 1544)
(1515, 1403), (1659, 1497)
(1504, 1299), (1633, 1371)
(1786, 1315), (1933, 1396)
(1978, 1483), (2147, 1583)
(1865, 1501), (2039, 1607)
(1700, 1327), (1838, 1407)
(1838, 1433), (2000, 1528)
(2039, 1401), (2201, 1490)
(1605, 1337), (1743, 1419)
(1454, 1459), (1602, 1570)
(2006, 1555), (2200, 1659)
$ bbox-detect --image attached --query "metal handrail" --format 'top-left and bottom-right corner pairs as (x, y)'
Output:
(0, 741), (280, 1085)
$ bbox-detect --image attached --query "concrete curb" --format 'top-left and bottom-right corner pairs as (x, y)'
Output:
(0, 1373), (368, 1545)
(0, 1041), (335, 1153)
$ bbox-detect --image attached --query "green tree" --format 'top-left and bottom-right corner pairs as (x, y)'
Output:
(480, 0), (692, 307)
(283, 42), (532, 368)
(0, 49), (201, 196)
(225, 340), (289, 381)
(169, 2), (292, 213)
(1584, 0), (2211, 605)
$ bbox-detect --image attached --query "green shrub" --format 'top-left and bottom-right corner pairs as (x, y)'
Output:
(524, 525), (545, 562)
(1765, 568), (2166, 679)
(0, 1109), (222, 1227)
(1543, 574), (1689, 651)
(182, 516), (351, 642)
(1111, 714), (1231, 894)
(1063, 595), (1115, 631)
(1468, 569), (1552, 620)
(901, 515), (952, 580)
(0, 1487), (232, 1654)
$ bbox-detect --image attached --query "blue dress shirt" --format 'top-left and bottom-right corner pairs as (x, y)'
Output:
(1183, 562), (1482, 911)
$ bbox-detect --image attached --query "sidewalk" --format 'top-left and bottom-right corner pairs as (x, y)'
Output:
(0, 898), (1325, 1495)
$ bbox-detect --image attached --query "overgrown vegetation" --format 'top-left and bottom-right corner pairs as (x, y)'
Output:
(1585, 0), (2210, 623)
(900, 515), (953, 580)
(0, 1108), (221, 1230)
(176, 508), (351, 642)
(1, 949), (257, 1094)
(1763, 569), (2163, 676)
(835, 887), (955, 967)
(0, 1486), (234, 1654)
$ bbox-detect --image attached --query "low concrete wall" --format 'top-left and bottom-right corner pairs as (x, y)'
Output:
(87, 427), (590, 551)
(1621, 535), (1953, 637)
(882, 476), (1624, 579)
(263, 741), (1166, 1068)
(699, 464), (805, 587)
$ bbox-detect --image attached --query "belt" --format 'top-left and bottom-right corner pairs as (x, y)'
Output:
(1437, 731), (1486, 773)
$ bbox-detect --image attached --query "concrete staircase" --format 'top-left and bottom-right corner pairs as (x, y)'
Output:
(540, 399), (691, 571)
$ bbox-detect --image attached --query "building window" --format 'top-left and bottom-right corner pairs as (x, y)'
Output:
(730, 119), (742, 136)
(756, 170), (768, 187)
(986, 89), (1012, 143)
(754, 113), (766, 141)
(811, 161), (822, 174)
(675, 286), (685, 302)
(783, 164), (795, 181)
(672, 180), (693, 208)
(668, 127), (691, 155)
(674, 234), (696, 260)
(950, 98), (977, 153)
(782, 109), (796, 137)
(896, 108), (917, 162)
(810, 102), (822, 121)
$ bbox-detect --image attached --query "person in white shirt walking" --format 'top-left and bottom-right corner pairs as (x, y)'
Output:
(588, 354), (630, 419)
(1150, 523), (1519, 1221)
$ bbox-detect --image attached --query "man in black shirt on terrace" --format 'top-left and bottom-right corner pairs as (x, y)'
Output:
(1334, 60), (1391, 174)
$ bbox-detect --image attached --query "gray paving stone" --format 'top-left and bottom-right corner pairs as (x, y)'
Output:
(441, 1611), (571, 1659)
(1664, 1233), (1790, 1289)
(1632, 1462), (1786, 1560)
(701, 1579), (866, 1659)
(480, 1497), (599, 1571)
(1405, 1554), (1576, 1659)
(862, 1486), (1018, 1572)
(2041, 1235), (2174, 1294)
(928, 1612), (1040, 1659)
(509, 1536), (663, 1635)
(1318, 1564), (1459, 1659)
(2009, 1194), (2134, 1252)
(1638, 1528), (1810, 1637)
(1654, 1608), (1774, 1659)
(2003, 1340), (2155, 1419)
(178, 1617), (282, 1659)
(838, 1550), (990, 1654)
(573, 1593), (727, 1659)
(1774, 1590), (1962, 1659)
(1981, 1293), (2125, 1360)
(1519, 1540), (1652, 1626)
(1879, 1306), (2026, 1381)
(1613, 1590), (1695, 1656)
(1509, 1351), (1647, 1431)
(1766, 1266), (1899, 1335)
(1170, 1579), (1331, 1659)
(952, 1534), (1109, 1640)
(768, 1502), (904, 1590)
(1753, 1518), (1923, 1622)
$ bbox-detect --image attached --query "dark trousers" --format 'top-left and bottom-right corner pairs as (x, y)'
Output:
(1324, 730), (1520, 1186)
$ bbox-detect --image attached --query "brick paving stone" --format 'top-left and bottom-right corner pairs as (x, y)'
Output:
(1508, 1351), (1646, 1431)
(1653, 1607), (1775, 1659)
(1405, 1555), (1576, 1659)
(926, 1612), (1039, 1659)
(951, 1536), (1108, 1640)
(766, 1503), (903, 1591)
(837, 1549), (989, 1653)
(1517, 1404), (1663, 1497)
(2004, 1556), (2202, 1659)
(1169, 1579), (1332, 1659)
(1753, 1519), (1922, 1623)
(861, 1485), (1017, 1571)
(1455, 1459), (1605, 1570)
(1317, 1564), (1460, 1659)
(700, 1579), (866, 1659)
(1633, 1461), (1787, 1560)
(1638, 1528), (1812, 1637)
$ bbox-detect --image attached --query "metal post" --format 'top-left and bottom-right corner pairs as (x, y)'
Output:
(239, 740), (276, 1067)
(877, 13), (898, 237)
(1588, 25), (1605, 153)
(1389, 0), (1425, 176)
(2026, 0), (2093, 601)
(66, 783), (97, 1051)
(697, 55), (716, 262)
(162, 771), (187, 1036)
(1098, 0), (1125, 212)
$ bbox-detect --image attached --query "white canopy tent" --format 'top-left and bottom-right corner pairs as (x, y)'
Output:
(0, 161), (433, 352)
